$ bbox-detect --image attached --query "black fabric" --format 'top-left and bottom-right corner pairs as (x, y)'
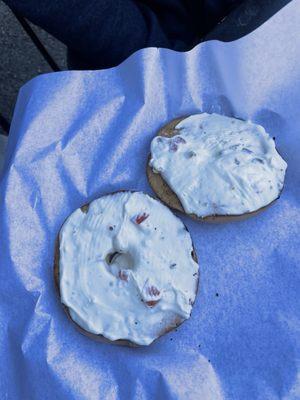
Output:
(4, 0), (292, 70)
(205, 0), (292, 42)
(4, 0), (242, 68)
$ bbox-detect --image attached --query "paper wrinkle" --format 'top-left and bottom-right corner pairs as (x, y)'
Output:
(1, 1), (300, 398)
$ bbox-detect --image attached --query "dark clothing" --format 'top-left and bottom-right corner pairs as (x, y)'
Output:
(4, 0), (291, 69)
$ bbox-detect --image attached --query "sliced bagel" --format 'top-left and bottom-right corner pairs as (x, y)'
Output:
(147, 114), (287, 222)
(54, 191), (199, 346)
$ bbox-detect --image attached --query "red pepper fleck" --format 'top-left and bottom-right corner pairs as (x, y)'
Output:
(169, 142), (178, 152)
(174, 136), (186, 144)
(135, 212), (149, 224)
(118, 270), (128, 282)
(147, 285), (160, 297)
(142, 281), (161, 306)
(146, 300), (159, 307)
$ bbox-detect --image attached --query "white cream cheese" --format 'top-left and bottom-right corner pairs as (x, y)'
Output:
(150, 113), (287, 217)
(59, 192), (199, 345)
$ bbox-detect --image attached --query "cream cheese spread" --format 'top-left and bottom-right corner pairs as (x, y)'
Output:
(150, 113), (287, 217)
(59, 191), (199, 345)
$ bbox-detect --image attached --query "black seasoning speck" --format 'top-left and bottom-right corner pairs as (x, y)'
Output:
(273, 137), (276, 141)
(188, 150), (197, 158)
(208, 360), (211, 363)
(109, 226), (113, 231)
(234, 158), (240, 165)
(154, 227), (157, 230)
(193, 273), (198, 277)
(170, 338), (173, 341)
(170, 263), (177, 269)
(135, 321), (138, 325)
(215, 293), (219, 297)
(252, 158), (264, 164)
(198, 344), (201, 348)
(242, 148), (253, 154)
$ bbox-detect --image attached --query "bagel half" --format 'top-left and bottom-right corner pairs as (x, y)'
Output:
(147, 116), (285, 222)
(54, 191), (199, 346)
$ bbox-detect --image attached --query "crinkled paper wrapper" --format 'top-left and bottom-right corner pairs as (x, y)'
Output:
(1, 2), (300, 399)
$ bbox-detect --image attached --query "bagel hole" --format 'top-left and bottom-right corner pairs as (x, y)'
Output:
(105, 251), (134, 270)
